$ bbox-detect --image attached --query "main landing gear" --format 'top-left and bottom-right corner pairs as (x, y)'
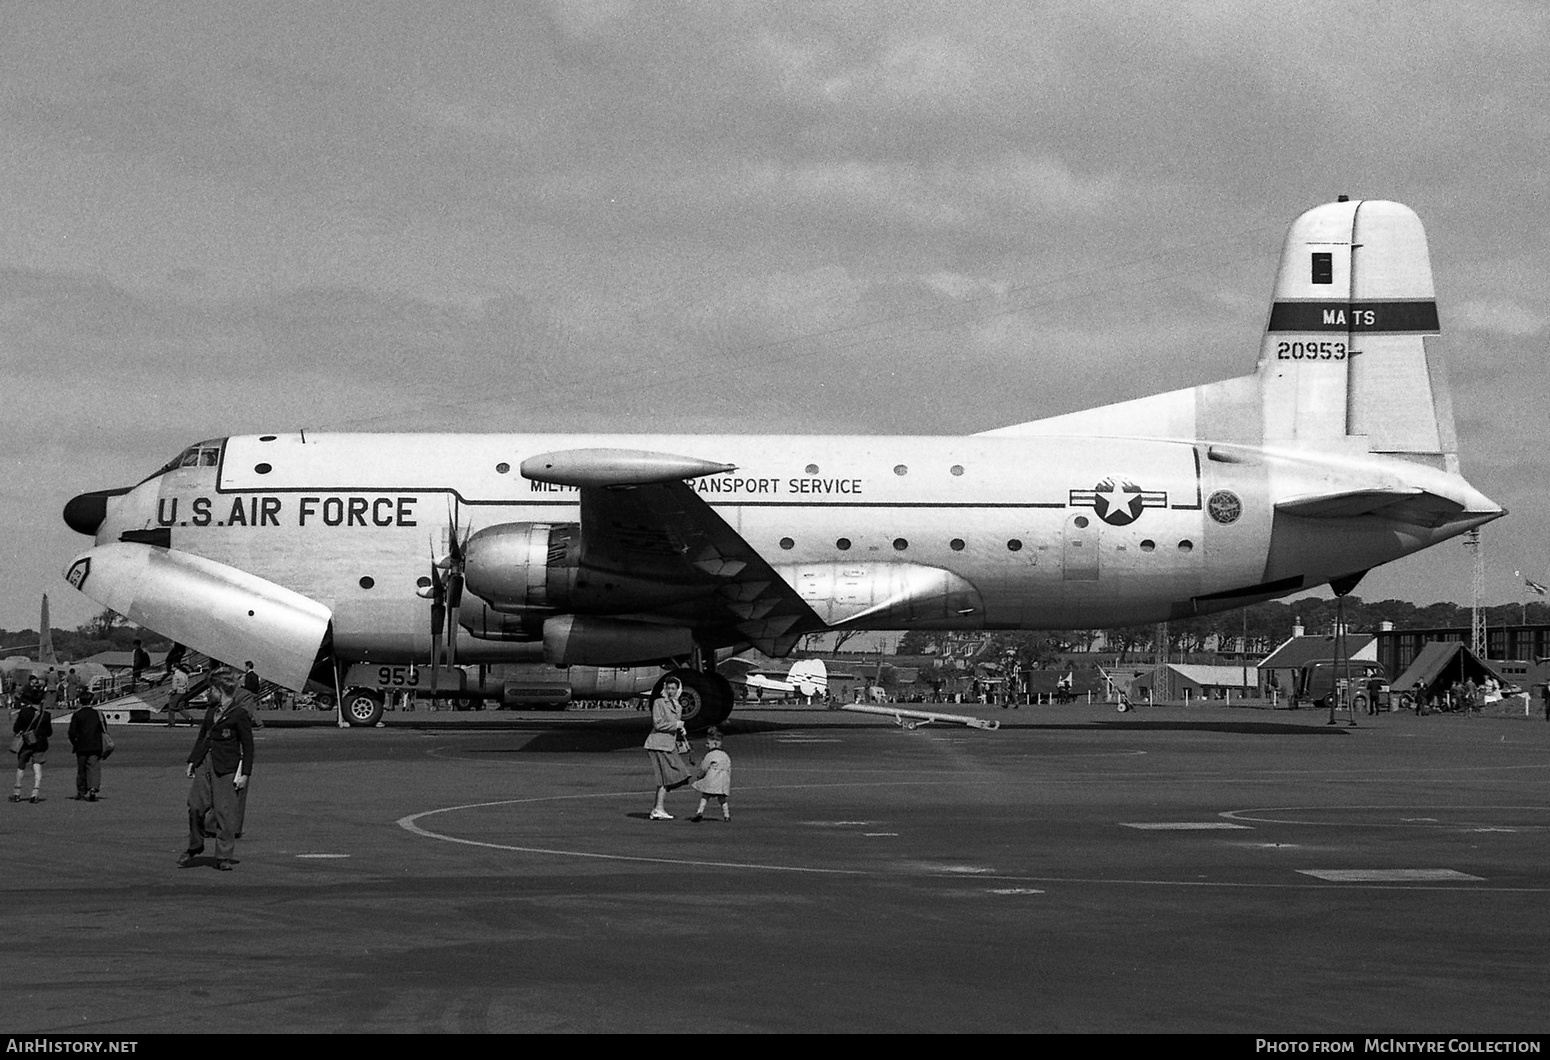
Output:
(342, 687), (385, 727)
(654, 667), (734, 732)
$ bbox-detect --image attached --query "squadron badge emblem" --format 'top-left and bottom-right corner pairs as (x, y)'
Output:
(1207, 490), (1242, 524)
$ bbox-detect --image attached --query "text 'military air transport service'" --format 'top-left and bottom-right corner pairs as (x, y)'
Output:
(61, 199), (1503, 728)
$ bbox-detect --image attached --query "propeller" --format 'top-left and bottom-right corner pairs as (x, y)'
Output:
(438, 524), (467, 668)
(416, 502), (471, 695)
(415, 557), (444, 696)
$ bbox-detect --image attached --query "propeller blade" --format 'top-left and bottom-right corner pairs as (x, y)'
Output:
(427, 546), (445, 695)
(446, 572), (463, 668)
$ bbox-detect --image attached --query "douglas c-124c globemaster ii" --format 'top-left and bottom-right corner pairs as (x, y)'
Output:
(62, 199), (1503, 728)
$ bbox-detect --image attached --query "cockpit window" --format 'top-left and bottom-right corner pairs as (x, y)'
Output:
(140, 440), (227, 484)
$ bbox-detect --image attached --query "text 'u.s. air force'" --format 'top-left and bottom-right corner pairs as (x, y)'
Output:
(155, 496), (418, 528)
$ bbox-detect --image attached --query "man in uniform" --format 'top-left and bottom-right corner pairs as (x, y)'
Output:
(176, 670), (255, 871)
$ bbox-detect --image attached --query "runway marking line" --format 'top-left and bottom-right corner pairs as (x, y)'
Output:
(399, 796), (863, 875)
(395, 793), (1550, 891)
(1123, 822), (1252, 830)
(1222, 805), (1550, 829)
(1299, 869), (1484, 882)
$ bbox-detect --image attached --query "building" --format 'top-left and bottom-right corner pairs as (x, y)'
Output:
(1131, 664), (1261, 702)
(1372, 624), (1550, 681)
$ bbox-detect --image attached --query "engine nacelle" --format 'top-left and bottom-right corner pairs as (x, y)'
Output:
(542, 615), (692, 667)
(462, 521), (706, 622)
(463, 522), (580, 613)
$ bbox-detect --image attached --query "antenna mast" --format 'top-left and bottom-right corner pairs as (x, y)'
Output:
(1465, 529), (1485, 656)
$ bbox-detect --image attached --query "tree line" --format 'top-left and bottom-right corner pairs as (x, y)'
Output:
(898, 596), (1550, 669)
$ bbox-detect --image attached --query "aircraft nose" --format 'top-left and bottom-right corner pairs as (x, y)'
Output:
(63, 488), (129, 536)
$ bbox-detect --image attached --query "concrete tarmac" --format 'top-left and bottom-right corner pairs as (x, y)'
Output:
(3, 701), (1548, 1034)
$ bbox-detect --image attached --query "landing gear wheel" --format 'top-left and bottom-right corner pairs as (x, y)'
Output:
(342, 687), (384, 727)
(658, 669), (733, 732)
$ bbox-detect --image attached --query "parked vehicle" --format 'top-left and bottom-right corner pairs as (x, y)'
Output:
(1293, 660), (1388, 711)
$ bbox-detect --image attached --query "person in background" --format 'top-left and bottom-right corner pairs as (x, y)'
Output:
(165, 665), (195, 727)
(130, 639), (150, 692)
(67, 698), (106, 801)
(11, 677), (51, 803)
(241, 662), (265, 728)
(163, 642), (187, 678)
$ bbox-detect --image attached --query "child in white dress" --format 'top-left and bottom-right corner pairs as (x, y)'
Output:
(691, 728), (731, 822)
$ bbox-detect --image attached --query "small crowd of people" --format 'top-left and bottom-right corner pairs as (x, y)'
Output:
(17, 656), (742, 875)
(10, 673), (110, 804)
(1406, 676), (1503, 716)
(3, 666), (90, 711)
(10, 656), (260, 873)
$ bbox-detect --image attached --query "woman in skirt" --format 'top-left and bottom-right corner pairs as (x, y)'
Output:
(644, 677), (692, 820)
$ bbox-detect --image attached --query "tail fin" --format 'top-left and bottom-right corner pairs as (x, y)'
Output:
(1258, 199), (1459, 470)
(786, 658), (828, 698)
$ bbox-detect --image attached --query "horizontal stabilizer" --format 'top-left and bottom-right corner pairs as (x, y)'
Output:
(1275, 488), (1466, 528)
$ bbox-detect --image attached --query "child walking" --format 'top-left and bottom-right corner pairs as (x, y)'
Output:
(691, 727), (731, 823)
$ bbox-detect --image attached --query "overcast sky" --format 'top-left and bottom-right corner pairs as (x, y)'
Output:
(2, 1), (1546, 634)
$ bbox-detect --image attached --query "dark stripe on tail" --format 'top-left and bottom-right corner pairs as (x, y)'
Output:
(1268, 300), (1439, 333)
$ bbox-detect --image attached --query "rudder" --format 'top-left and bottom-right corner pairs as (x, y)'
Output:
(1258, 199), (1458, 469)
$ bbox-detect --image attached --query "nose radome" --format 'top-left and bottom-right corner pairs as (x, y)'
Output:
(63, 488), (129, 536)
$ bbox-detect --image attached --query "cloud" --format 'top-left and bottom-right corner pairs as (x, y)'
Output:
(1450, 299), (1546, 338)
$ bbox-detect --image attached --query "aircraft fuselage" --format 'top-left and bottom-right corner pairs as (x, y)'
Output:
(75, 429), (1488, 666)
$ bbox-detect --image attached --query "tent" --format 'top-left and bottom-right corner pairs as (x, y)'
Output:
(1391, 642), (1506, 703)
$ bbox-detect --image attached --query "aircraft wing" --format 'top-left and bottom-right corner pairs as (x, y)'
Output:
(1275, 488), (1466, 529)
(523, 449), (826, 655)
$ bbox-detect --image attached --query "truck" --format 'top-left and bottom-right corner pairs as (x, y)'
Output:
(1292, 660), (1389, 711)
